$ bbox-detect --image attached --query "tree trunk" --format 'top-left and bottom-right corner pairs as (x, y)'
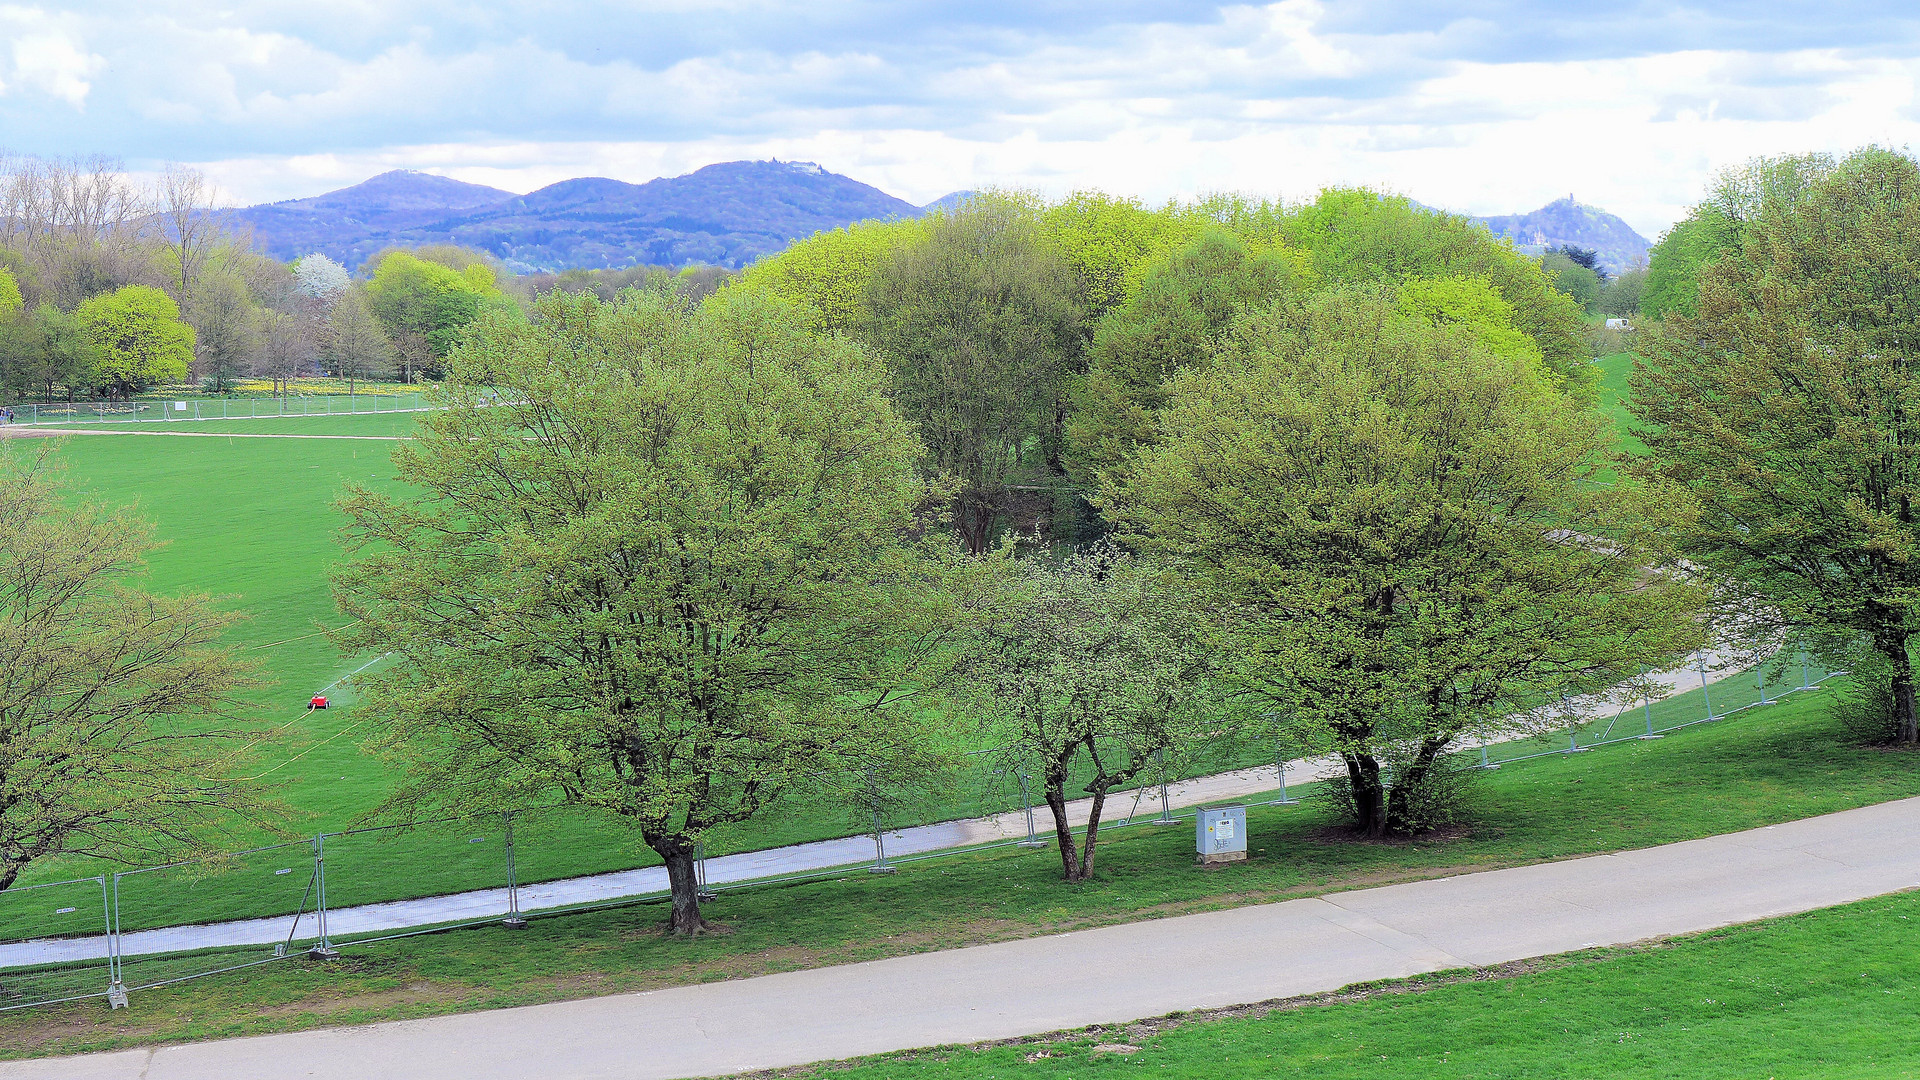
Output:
(1042, 770), (1083, 881)
(1383, 738), (1448, 834)
(648, 835), (711, 935)
(956, 494), (997, 555)
(1077, 786), (1108, 880)
(1344, 753), (1386, 840)
(0, 863), (19, 892)
(1885, 631), (1919, 745)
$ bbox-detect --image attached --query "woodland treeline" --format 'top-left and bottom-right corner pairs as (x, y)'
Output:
(0, 155), (731, 404)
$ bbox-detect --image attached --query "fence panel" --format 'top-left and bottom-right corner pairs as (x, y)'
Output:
(0, 877), (112, 1012)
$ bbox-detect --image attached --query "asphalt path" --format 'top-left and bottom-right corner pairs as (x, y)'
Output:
(10, 793), (1918, 1080)
(0, 646), (1757, 970)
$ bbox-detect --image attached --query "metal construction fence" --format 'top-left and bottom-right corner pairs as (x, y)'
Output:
(0, 658), (1849, 1016)
(2, 392), (431, 427)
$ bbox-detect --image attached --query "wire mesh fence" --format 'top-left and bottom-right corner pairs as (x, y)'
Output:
(0, 659), (1851, 1015)
(4, 392), (431, 427)
(1472, 653), (1843, 769)
(0, 877), (112, 1013)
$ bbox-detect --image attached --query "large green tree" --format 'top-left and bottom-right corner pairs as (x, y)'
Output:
(1634, 146), (1920, 743)
(1279, 189), (1593, 394)
(1065, 227), (1295, 484)
(1641, 153), (1835, 321)
(1109, 288), (1705, 838)
(333, 289), (957, 934)
(363, 251), (511, 358)
(74, 285), (195, 399)
(859, 201), (1085, 553)
(0, 450), (271, 890)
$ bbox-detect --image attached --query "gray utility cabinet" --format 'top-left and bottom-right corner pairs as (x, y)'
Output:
(1196, 804), (1248, 864)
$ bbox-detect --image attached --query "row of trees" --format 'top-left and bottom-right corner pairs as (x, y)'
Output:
(13, 154), (1920, 941)
(328, 215), (1703, 929)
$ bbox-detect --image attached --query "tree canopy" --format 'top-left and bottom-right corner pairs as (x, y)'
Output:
(74, 284), (195, 398)
(0, 450), (271, 890)
(1108, 287), (1704, 836)
(1634, 145), (1920, 743)
(333, 288), (958, 933)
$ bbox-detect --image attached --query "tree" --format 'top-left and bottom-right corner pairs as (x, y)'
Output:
(187, 271), (259, 394)
(363, 251), (507, 358)
(956, 542), (1214, 880)
(1633, 146), (1920, 744)
(332, 288), (957, 934)
(253, 310), (317, 400)
(859, 201), (1085, 553)
(1642, 153), (1835, 320)
(74, 285), (195, 400)
(156, 166), (224, 310)
(0, 449), (271, 890)
(733, 218), (917, 334)
(1278, 188), (1592, 394)
(1065, 227), (1294, 484)
(327, 288), (393, 390)
(1108, 288), (1705, 837)
(292, 254), (350, 307)
(1597, 267), (1646, 317)
(1541, 249), (1602, 309)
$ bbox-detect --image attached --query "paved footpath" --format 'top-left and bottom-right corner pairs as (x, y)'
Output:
(9, 794), (1917, 1080)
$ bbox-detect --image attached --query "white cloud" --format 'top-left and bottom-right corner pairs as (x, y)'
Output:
(13, 2), (1920, 237)
(1, 6), (103, 108)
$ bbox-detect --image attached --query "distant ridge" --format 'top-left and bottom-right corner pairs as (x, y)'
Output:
(234, 161), (925, 272)
(920, 190), (978, 214)
(1475, 196), (1651, 276)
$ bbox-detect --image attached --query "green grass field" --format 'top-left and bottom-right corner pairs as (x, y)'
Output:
(3, 686), (1918, 1058)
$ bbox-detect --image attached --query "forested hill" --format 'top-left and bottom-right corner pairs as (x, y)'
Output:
(1475, 197), (1652, 275)
(234, 161), (951, 272)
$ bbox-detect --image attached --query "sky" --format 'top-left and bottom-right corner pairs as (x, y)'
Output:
(5, 2), (1920, 238)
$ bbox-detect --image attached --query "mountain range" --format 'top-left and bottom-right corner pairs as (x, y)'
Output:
(233, 161), (954, 273)
(231, 164), (1651, 276)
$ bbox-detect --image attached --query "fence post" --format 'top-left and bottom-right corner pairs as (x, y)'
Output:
(1802, 652), (1812, 691)
(694, 839), (717, 901)
(1758, 660), (1771, 705)
(1015, 768), (1047, 847)
(1701, 654), (1715, 721)
(309, 834), (338, 958)
(102, 875), (127, 1009)
(1274, 740), (1295, 804)
(1153, 748), (1176, 824)
(502, 812), (527, 929)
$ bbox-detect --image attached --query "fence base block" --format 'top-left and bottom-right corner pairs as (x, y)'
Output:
(307, 945), (340, 960)
(1016, 839), (1049, 848)
(107, 982), (128, 1010)
(867, 865), (898, 875)
(501, 917), (528, 930)
(1637, 734), (1665, 740)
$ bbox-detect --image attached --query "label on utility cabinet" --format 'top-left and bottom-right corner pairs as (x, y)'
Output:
(1216, 819), (1234, 840)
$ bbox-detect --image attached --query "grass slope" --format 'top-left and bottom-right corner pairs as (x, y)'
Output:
(3, 686), (1918, 1058)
